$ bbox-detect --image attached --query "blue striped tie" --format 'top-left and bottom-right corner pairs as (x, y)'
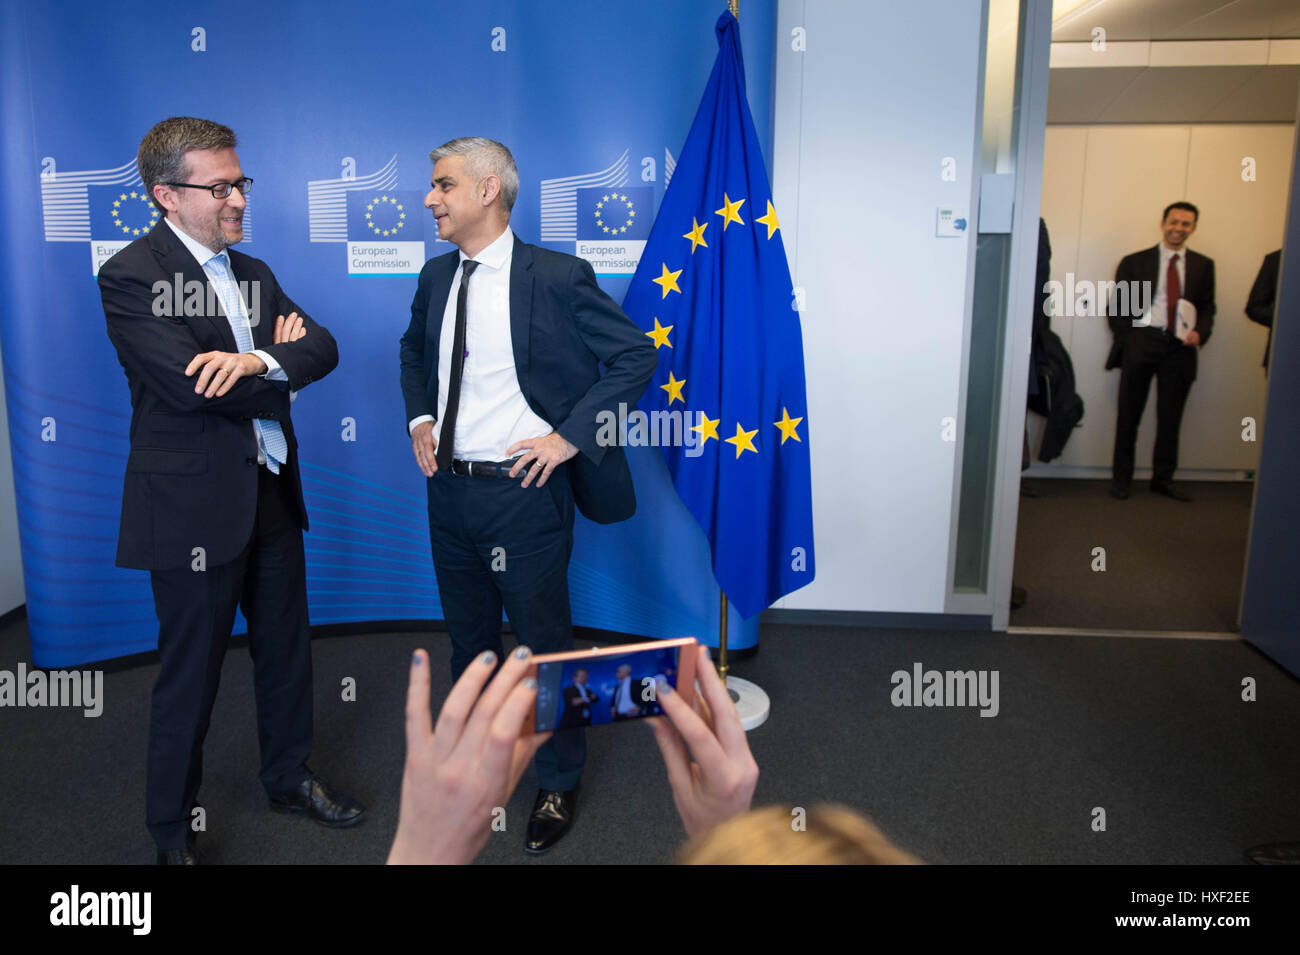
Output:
(207, 253), (288, 474)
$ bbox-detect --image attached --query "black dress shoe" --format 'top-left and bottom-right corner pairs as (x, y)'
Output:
(1150, 482), (1192, 502)
(1108, 483), (1130, 500)
(156, 846), (200, 865)
(1245, 841), (1300, 865)
(269, 775), (365, 828)
(525, 787), (577, 855)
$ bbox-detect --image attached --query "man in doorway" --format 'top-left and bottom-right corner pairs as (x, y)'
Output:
(1105, 201), (1216, 502)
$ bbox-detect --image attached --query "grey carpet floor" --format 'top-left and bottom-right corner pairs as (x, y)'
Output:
(2, 615), (1297, 865)
(1010, 479), (1252, 632)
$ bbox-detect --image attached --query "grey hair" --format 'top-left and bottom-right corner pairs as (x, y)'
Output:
(138, 117), (237, 202)
(429, 137), (519, 213)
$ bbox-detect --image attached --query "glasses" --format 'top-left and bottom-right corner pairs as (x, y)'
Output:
(162, 177), (253, 199)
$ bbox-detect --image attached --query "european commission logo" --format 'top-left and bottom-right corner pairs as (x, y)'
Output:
(540, 149), (668, 276)
(307, 156), (425, 276)
(38, 156), (252, 276)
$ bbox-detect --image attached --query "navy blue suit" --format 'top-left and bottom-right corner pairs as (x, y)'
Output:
(99, 220), (338, 851)
(1105, 244), (1216, 487)
(399, 234), (655, 789)
(400, 236), (655, 524)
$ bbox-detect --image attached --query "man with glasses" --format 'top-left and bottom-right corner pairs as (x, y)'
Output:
(99, 116), (364, 864)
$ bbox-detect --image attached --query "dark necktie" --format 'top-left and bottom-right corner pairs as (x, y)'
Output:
(1166, 253), (1181, 334)
(436, 259), (479, 471)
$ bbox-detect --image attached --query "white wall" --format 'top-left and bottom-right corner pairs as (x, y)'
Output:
(0, 339), (25, 615)
(1030, 123), (1293, 478)
(773, 0), (986, 613)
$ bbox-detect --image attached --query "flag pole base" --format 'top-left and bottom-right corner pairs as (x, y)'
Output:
(724, 675), (770, 731)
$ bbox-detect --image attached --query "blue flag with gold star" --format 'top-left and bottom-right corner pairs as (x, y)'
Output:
(622, 10), (814, 618)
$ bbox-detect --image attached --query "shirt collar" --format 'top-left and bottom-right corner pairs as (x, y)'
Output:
(461, 226), (514, 272)
(1160, 243), (1186, 260)
(165, 216), (226, 270)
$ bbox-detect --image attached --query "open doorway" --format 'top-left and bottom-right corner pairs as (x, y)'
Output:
(1010, 0), (1299, 633)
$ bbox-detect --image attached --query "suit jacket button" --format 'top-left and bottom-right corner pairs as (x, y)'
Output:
(246, 456), (257, 465)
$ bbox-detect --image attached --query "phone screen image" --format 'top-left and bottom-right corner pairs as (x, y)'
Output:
(535, 644), (682, 732)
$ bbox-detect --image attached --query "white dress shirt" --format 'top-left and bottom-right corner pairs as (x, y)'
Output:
(407, 227), (553, 461)
(615, 676), (639, 716)
(164, 218), (287, 466)
(1141, 243), (1187, 329)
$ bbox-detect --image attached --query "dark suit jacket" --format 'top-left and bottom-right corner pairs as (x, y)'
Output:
(1246, 250), (1281, 370)
(558, 683), (600, 729)
(1105, 245), (1216, 373)
(399, 234), (656, 523)
(99, 221), (338, 570)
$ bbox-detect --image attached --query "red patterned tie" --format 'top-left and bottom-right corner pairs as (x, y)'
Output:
(1166, 253), (1181, 334)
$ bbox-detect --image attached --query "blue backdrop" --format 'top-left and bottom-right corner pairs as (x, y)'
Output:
(0, 0), (776, 668)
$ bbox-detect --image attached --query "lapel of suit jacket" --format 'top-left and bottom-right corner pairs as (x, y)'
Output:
(509, 236), (534, 402)
(148, 221), (238, 352)
(425, 251), (459, 392)
(1145, 245), (1161, 289)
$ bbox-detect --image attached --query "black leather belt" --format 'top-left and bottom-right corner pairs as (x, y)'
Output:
(450, 457), (526, 479)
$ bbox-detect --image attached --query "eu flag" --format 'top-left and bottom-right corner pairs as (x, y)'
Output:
(622, 10), (814, 618)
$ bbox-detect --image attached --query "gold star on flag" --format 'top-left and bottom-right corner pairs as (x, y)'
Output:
(774, 407), (803, 444)
(660, 372), (686, 405)
(119, 193), (127, 201)
(755, 200), (780, 240)
(129, 191), (138, 198)
(683, 218), (708, 253)
(645, 318), (674, 349)
(691, 413), (720, 445)
(725, 422), (758, 457)
(652, 263), (683, 298)
(715, 194), (745, 230)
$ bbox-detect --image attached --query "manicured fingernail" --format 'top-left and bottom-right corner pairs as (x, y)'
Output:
(412, 652), (423, 666)
(513, 646), (531, 659)
(656, 679), (672, 696)
(480, 651), (496, 666)
(523, 677), (537, 691)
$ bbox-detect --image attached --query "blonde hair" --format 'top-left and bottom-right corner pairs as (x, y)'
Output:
(679, 805), (922, 865)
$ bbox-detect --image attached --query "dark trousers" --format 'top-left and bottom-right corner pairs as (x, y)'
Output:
(146, 466), (313, 850)
(1112, 327), (1197, 487)
(425, 464), (585, 791)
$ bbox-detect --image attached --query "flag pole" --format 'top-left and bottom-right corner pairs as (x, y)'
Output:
(715, 0), (761, 720)
(718, 589), (729, 681)
(719, 0), (736, 690)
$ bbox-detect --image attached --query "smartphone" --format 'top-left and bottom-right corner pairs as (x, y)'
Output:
(523, 637), (698, 734)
